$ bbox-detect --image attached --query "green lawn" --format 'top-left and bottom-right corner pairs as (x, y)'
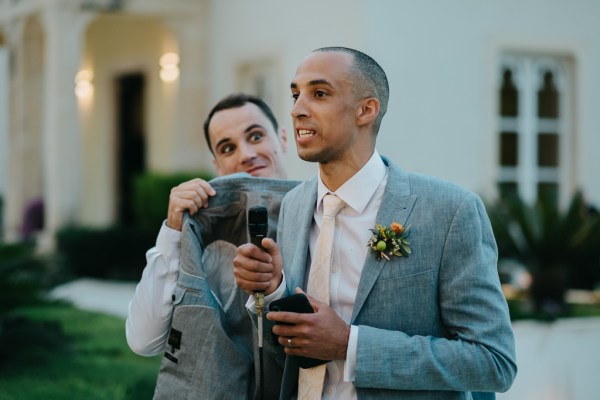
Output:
(0, 302), (162, 400)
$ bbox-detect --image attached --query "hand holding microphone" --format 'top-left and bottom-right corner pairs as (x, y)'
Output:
(233, 207), (283, 294)
(247, 205), (283, 293)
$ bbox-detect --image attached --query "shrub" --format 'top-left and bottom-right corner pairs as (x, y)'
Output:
(55, 171), (214, 282)
(488, 191), (600, 317)
(132, 171), (214, 234)
(0, 242), (46, 317)
(55, 226), (156, 281)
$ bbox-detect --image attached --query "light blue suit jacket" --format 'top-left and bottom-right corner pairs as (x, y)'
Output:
(272, 156), (517, 400)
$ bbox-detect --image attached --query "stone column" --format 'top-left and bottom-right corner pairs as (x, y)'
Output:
(164, 13), (213, 173)
(2, 17), (26, 242)
(40, 2), (92, 246)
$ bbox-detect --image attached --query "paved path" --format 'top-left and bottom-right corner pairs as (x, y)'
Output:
(48, 278), (137, 319)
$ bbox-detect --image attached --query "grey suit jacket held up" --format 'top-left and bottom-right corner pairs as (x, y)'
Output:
(153, 174), (299, 400)
(271, 156), (517, 400)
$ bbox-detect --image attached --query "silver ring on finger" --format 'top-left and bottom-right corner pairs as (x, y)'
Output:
(287, 337), (294, 348)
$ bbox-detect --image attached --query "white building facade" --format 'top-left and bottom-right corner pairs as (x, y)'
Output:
(1, 0), (599, 242)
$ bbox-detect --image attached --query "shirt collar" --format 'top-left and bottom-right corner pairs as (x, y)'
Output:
(317, 150), (387, 214)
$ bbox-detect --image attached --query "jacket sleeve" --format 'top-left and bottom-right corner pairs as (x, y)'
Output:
(354, 193), (517, 393)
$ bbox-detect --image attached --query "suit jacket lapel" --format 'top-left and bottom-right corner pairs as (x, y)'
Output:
(286, 178), (318, 293)
(352, 160), (417, 322)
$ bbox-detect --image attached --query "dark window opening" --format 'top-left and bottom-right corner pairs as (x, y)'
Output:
(538, 71), (559, 118)
(498, 182), (519, 200)
(116, 73), (146, 225)
(537, 133), (559, 167)
(500, 131), (519, 166)
(537, 182), (559, 205)
(500, 68), (519, 117)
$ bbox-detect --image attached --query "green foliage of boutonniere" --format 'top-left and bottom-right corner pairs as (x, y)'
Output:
(367, 222), (412, 260)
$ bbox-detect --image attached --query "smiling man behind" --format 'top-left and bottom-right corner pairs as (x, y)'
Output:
(127, 93), (290, 399)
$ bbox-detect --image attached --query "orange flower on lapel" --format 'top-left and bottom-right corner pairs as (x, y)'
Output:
(367, 222), (412, 261)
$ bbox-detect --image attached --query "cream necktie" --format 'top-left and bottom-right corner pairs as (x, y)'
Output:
(298, 193), (346, 400)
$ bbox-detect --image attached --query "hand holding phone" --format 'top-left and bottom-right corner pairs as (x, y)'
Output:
(269, 293), (314, 315)
(269, 293), (329, 369)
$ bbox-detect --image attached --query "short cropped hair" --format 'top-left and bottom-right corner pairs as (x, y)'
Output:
(313, 47), (389, 133)
(203, 93), (279, 155)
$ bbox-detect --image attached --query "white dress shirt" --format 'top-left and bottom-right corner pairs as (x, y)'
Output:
(252, 150), (388, 399)
(126, 223), (180, 356)
(313, 150), (387, 400)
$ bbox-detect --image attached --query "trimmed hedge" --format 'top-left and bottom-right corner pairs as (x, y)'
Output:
(55, 226), (156, 281)
(55, 170), (214, 281)
(132, 171), (214, 234)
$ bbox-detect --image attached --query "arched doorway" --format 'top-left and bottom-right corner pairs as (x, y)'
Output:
(80, 15), (178, 226)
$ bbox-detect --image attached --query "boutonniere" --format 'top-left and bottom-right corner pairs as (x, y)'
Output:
(367, 222), (412, 260)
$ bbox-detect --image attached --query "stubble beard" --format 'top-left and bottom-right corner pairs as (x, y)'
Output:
(297, 146), (338, 164)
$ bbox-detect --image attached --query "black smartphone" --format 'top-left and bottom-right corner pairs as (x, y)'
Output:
(268, 293), (329, 369)
(269, 293), (314, 315)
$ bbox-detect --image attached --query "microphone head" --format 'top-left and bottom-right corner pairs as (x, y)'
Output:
(248, 206), (268, 224)
(248, 206), (268, 235)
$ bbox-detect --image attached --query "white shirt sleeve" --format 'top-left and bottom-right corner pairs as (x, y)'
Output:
(125, 221), (180, 356)
(343, 325), (359, 382)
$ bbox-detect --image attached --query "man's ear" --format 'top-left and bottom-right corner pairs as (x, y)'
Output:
(356, 97), (380, 127)
(278, 127), (289, 153)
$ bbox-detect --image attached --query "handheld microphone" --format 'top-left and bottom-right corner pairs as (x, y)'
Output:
(248, 206), (269, 400)
(248, 206), (268, 251)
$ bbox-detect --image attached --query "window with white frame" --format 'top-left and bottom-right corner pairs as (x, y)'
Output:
(497, 54), (572, 205)
(237, 59), (277, 112)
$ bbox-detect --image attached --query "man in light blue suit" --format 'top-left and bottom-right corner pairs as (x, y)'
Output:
(234, 47), (517, 399)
